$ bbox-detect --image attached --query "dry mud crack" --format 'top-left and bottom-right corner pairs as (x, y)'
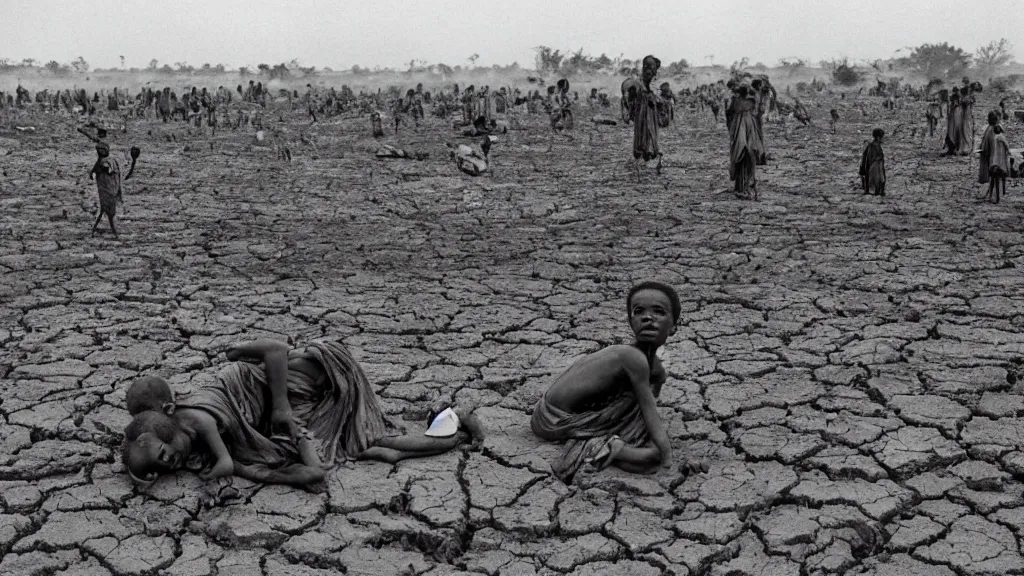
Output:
(3, 97), (1024, 575)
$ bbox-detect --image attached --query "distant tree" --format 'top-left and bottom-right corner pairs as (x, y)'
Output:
(900, 43), (972, 79)
(829, 57), (863, 86)
(351, 64), (363, 75)
(71, 56), (89, 72)
(148, 59), (159, 71)
(270, 63), (290, 79)
(976, 39), (1014, 73)
(44, 60), (69, 76)
(159, 64), (174, 75)
(21, 58), (36, 67)
(239, 66), (251, 76)
(436, 63), (454, 76)
(664, 58), (690, 77)
(561, 48), (594, 75)
(214, 64), (226, 74)
(594, 53), (613, 70)
(533, 46), (564, 73)
(468, 53), (480, 67)
(322, 66), (333, 73)
(257, 63), (271, 75)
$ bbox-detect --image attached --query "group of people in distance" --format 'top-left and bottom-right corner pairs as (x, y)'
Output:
(122, 281), (706, 489)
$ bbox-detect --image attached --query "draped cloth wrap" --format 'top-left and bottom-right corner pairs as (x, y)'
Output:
(728, 97), (764, 194)
(979, 125), (996, 184)
(175, 341), (395, 472)
(859, 141), (886, 194)
(958, 98), (975, 155)
(945, 97), (974, 155)
(991, 134), (1011, 177)
(631, 88), (661, 161)
(95, 149), (130, 216)
(531, 390), (651, 483)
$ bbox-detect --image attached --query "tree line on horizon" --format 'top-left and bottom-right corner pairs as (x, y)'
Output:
(0, 39), (1017, 87)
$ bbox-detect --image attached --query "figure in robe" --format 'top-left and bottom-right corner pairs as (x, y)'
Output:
(944, 91), (964, 156)
(727, 86), (764, 199)
(859, 128), (886, 196)
(979, 111), (1000, 184)
(957, 87), (975, 156)
(631, 56), (663, 167)
(986, 125), (1011, 203)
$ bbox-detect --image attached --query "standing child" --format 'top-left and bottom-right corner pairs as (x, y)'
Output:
(89, 142), (140, 237)
(979, 111), (1000, 187)
(987, 125), (1011, 203)
(859, 128), (886, 196)
(632, 55), (664, 174)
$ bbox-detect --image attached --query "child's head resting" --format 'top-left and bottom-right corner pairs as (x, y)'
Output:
(994, 125), (1004, 135)
(126, 375), (175, 416)
(122, 410), (193, 486)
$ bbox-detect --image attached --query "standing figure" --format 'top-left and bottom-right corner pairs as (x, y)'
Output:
(987, 125), (1010, 203)
(925, 102), (940, 137)
(859, 128), (886, 196)
(944, 91), (964, 156)
(829, 109), (840, 134)
(657, 82), (675, 128)
(371, 111), (384, 138)
(979, 111), (1000, 186)
(726, 85), (764, 200)
(631, 55), (663, 173)
(88, 142), (140, 237)
(551, 79), (573, 130)
(957, 86), (975, 156)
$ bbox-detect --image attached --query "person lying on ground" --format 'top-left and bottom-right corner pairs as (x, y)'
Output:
(531, 281), (708, 483)
(375, 144), (429, 160)
(121, 339), (483, 488)
(448, 137), (493, 176)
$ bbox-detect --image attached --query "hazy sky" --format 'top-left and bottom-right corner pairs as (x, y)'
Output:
(4, 1), (1021, 71)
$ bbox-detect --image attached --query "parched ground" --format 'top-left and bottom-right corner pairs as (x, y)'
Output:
(2, 95), (1024, 576)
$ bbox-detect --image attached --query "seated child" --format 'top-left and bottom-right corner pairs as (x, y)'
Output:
(531, 281), (708, 483)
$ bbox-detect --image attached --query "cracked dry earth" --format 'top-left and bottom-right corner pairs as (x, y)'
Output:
(2, 95), (1024, 576)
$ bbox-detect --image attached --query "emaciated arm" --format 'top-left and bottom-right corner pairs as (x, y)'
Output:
(619, 347), (672, 467)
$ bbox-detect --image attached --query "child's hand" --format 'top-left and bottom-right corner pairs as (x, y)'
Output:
(270, 407), (298, 442)
(200, 457), (234, 480)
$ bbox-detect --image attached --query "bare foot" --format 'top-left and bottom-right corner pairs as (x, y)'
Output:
(453, 403), (485, 445)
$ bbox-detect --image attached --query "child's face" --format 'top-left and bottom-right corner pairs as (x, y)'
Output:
(135, 431), (189, 472)
(629, 289), (677, 346)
